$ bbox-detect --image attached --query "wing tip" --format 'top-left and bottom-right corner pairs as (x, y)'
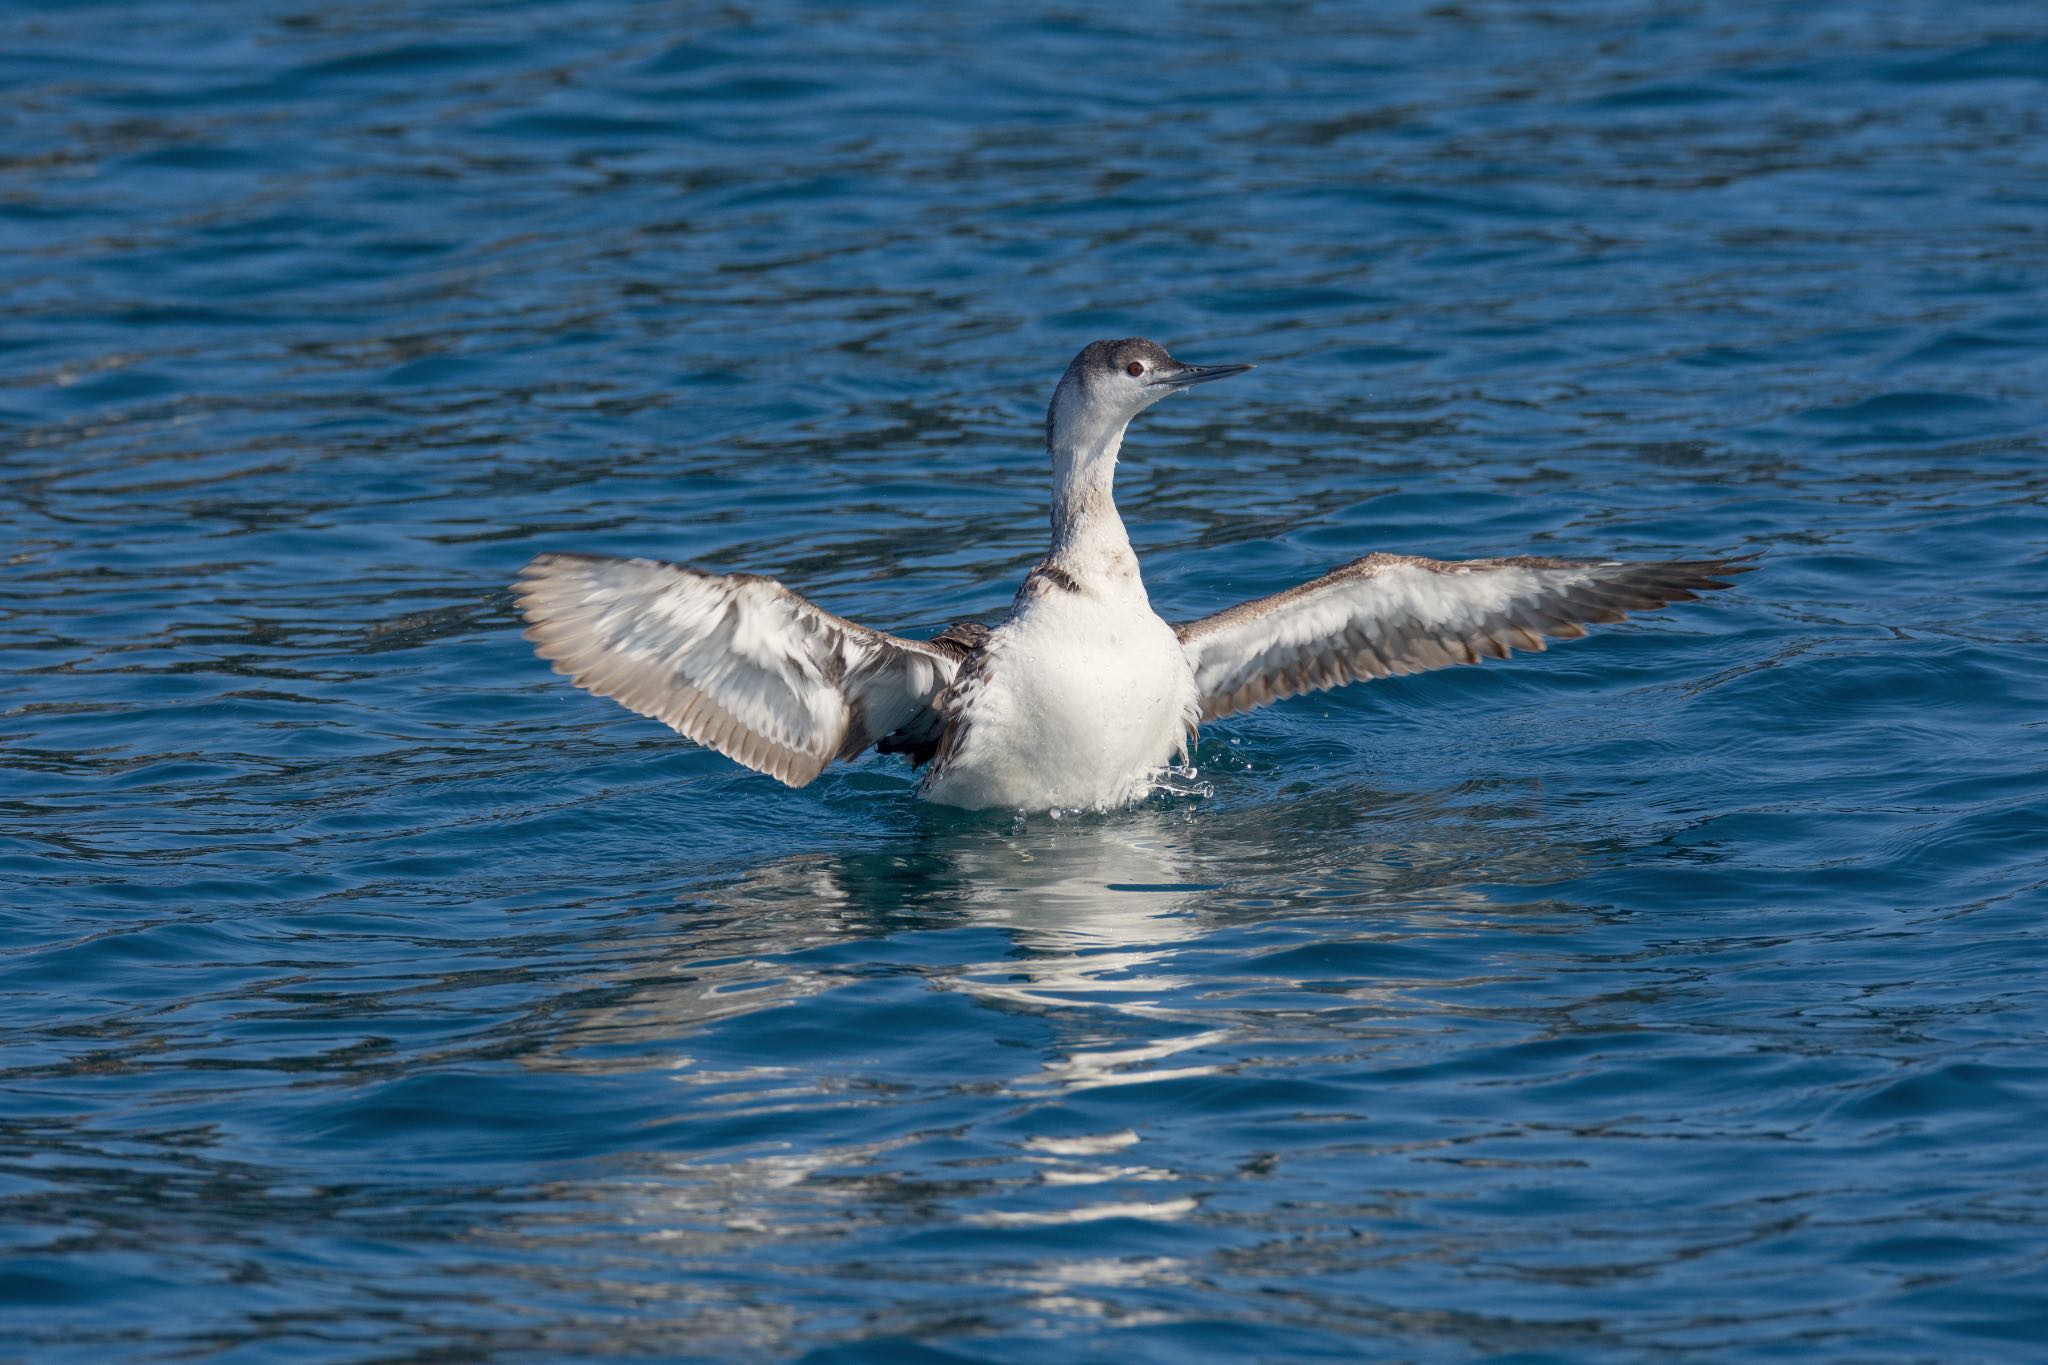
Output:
(1682, 551), (1763, 587)
(514, 549), (605, 584)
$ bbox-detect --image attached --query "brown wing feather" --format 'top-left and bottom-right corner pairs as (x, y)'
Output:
(1175, 551), (1756, 722)
(874, 619), (993, 768)
(516, 553), (966, 786)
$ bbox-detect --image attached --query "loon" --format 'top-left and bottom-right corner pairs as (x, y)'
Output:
(516, 338), (1752, 810)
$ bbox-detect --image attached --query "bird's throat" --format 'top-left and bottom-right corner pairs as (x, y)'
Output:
(1048, 424), (1142, 585)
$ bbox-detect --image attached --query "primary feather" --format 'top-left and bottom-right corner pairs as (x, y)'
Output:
(1176, 552), (1756, 721)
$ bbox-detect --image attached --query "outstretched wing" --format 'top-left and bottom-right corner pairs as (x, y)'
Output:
(1175, 552), (1755, 722)
(516, 552), (974, 786)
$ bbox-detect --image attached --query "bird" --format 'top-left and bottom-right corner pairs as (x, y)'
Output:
(516, 338), (1753, 811)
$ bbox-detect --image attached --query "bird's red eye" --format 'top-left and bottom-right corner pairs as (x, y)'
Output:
(1126, 361), (1144, 377)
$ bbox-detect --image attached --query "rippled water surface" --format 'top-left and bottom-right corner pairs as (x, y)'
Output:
(5, 1), (2047, 1359)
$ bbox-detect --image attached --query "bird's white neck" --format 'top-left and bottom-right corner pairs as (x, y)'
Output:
(1046, 411), (1143, 588)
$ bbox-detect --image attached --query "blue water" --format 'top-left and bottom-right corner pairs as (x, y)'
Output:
(4, 1), (2046, 1359)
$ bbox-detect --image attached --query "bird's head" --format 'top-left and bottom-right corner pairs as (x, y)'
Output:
(1046, 337), (1252, 458)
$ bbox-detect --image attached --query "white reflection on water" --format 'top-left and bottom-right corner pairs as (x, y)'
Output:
(530, 788), (1557, 1101)
(484, 793), (1676, 1350)
(942, 817), (1212, 1039)
(970, 1196), (1200, 1227)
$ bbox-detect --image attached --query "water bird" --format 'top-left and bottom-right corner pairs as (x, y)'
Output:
(517, 338), (1752, 810)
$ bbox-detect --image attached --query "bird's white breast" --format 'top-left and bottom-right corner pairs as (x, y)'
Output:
(919, 583), (1198, 811)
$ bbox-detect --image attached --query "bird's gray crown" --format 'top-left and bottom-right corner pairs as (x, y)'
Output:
(1075, 337), (1176, 377)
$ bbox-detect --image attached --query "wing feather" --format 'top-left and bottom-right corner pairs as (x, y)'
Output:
(516, 552), (970, 787)
(1175, 551), (1755, 722)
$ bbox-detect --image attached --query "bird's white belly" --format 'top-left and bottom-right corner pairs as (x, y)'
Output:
(920, 600), (1196, 812)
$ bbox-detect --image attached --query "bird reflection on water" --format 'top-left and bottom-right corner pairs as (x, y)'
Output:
(525, 782), (1592, 1077)
(481, 789), (1644, 1353)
